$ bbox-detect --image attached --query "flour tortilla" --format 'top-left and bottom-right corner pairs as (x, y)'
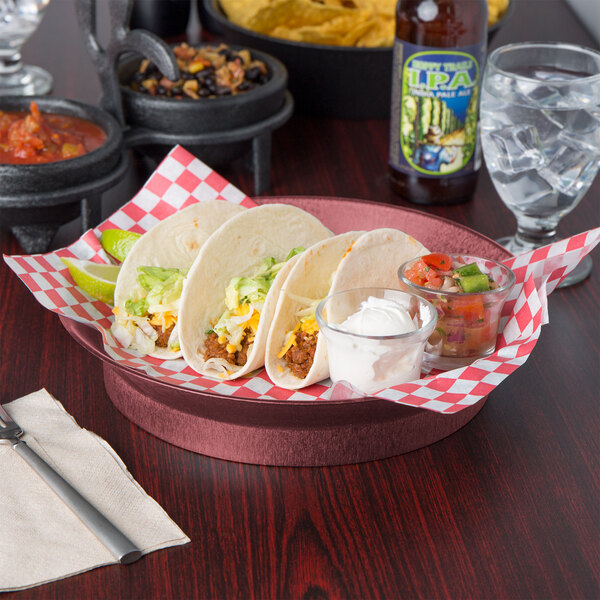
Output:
(112, 200), (247, 358)
(264, 231), (364, 390)
(179, 203), (333, 379)
(265, 228), (428, 389)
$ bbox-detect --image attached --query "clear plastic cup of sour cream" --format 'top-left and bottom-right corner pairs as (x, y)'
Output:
(315, 288), (437, 397)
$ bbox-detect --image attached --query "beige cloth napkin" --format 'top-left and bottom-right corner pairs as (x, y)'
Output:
(0, 389), (190, 592)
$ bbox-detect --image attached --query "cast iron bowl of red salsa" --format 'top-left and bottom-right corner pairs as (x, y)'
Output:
(0, 96), (122, 194)
(398, 253), (516, 371)
(0, 101), (106, 164)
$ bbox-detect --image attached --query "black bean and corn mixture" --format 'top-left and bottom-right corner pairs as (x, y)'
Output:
(129, 43), (270, 100)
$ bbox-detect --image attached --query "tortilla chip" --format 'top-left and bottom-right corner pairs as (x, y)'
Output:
(221, 0), (396, 47)
(355, 18), (395, 47)
(247, 0), (351, 34)
(270, 11), (374, 46)
(488, 0), (510, 25)
(219, 0), (270, 28)
(372, 0), (396, 18)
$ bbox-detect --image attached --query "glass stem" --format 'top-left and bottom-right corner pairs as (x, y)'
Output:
(515, 225), (557, 248)
(0, 51), (24, 75)
(511, 213), (560, 251)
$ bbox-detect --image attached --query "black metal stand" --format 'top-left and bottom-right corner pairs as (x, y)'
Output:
(0, 152), (130, 253)
(123, 92), (293, 195)
(77, 0), (292, 195)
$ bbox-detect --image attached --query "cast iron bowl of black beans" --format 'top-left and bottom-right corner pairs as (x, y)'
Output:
(118, 42), (288, 135)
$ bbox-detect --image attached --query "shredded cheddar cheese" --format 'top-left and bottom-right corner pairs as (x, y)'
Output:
(215, 302), (262, 353)
(233, 303), (250, 317)
(233, 303), (261, 333)
(300, 317), (319, 335)
(149, 311), (177, 330)
(278, 326), (299, 358)
(277, 317), (319, 358)
(246, 310), (260, 333)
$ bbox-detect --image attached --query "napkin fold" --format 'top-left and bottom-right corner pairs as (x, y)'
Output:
(0, 389), (190, 592)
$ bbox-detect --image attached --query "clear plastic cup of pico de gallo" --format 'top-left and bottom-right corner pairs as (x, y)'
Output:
(398, 253), (516, 370)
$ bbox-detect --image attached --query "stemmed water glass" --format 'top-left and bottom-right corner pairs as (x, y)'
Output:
(480, 42), (600, 287)
(0, 0), (52, 95)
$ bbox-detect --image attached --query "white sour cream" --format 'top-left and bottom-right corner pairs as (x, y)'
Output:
(325, 295), (427, 395)
(339, 296), (416, 336)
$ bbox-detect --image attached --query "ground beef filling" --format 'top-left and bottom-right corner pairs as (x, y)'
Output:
(284, 331), (318, 379)
(203, 331), (251, 366)
(150, 321), (175, 348)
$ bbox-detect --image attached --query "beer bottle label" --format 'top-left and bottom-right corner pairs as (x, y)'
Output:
(389, 41), (485, 178)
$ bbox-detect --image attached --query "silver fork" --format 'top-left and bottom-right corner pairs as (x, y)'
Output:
(0, 403), (142, 564)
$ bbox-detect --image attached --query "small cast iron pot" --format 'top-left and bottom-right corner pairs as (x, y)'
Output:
(117, 45), (288, 165)
(0, 96), (123, 195)
(118, 45), (288, 135)
(0, 96), (126, 253)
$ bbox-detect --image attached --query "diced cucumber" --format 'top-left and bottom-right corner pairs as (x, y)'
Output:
(454, 262), (482, 277)
(458, 273), (490, 293)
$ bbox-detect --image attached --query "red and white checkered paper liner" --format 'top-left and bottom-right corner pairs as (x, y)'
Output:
(5, 146), (600, 414)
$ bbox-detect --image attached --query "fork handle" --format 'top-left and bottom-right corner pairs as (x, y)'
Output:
(12, 439), (142, 564)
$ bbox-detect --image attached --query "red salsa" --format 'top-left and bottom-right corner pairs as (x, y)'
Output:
(0, 101), (106, 164)
(403, 253), (498, 293)
(402, 253), (502, 359)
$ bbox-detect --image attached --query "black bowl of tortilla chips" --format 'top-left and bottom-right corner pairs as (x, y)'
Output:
(203, 0), (395, 119)
(202, 0), (513, 119)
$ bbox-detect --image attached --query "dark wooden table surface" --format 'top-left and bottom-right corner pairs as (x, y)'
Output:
(2, 1), (599, 598)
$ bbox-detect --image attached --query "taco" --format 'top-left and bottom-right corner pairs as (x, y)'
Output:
(178, 204), (333, 379)
(110, 200), (246, 358)
(265, 228), (428, 390)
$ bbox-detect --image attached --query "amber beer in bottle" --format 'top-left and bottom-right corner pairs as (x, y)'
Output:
(389, 0), (488, 204)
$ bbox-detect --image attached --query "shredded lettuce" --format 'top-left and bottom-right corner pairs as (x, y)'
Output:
(285, 291), (323, 319)
(285, 246), (305, 261)
(212, 311), (231, 338)
(253, 256), (277, 278)
(136, 266), (185, 307)
(137, 266), (181, 288)
(118, 265), (187, 355)
(211, 248), (305, 347)
(125, 298), (149, 317)
(224, 247), (305, 309)
(258, 247), (304, 280)
(225, 276), (271, 309)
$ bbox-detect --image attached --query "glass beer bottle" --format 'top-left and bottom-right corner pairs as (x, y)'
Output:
(389, 0), (488, 204)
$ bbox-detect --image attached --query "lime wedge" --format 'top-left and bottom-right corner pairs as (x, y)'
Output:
(61, 257), (120, 304)
(100, 229), (141, 262)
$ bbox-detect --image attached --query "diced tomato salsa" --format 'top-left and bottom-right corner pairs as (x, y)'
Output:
(403, 254), (498, 293)
(401, 254), (502, 359)
(0, 101), (106, 164)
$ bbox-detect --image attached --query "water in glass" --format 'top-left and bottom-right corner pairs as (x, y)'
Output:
(0, 0), (52, 94)
(480, 43), (600, 286)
